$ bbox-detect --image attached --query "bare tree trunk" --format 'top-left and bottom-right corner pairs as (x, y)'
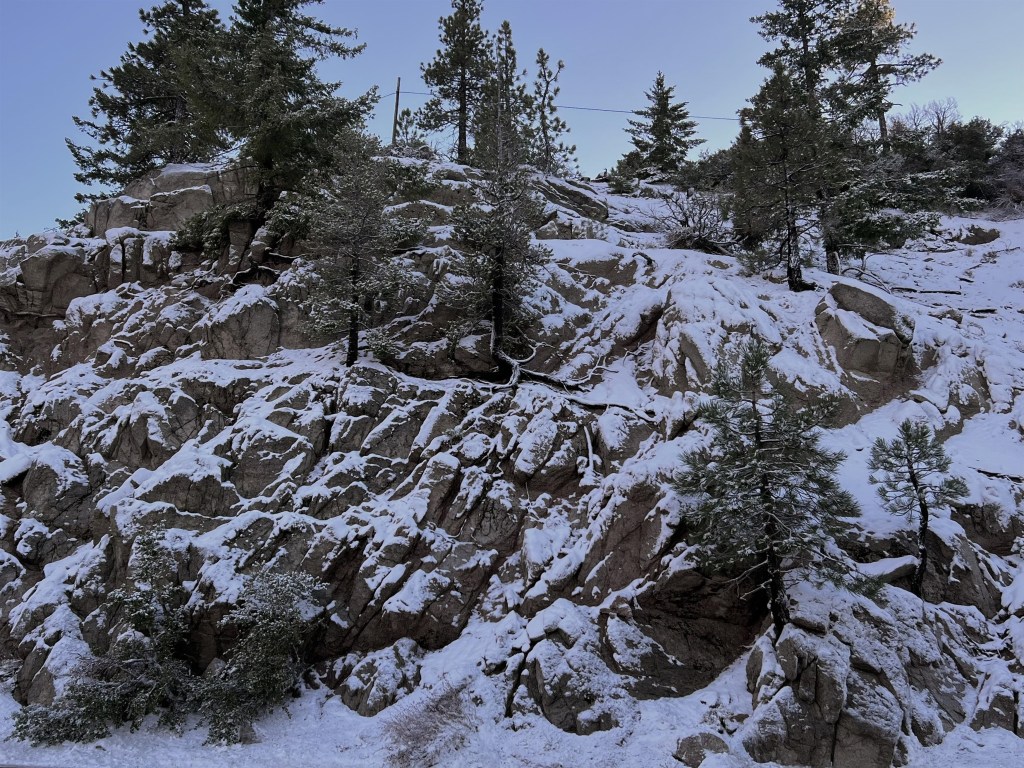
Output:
(491, 246), (511, 380)
(458, 69), (469, 163)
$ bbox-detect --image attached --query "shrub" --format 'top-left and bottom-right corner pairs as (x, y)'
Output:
(12, 531), (194, 745)
(198, 571), (324, 744)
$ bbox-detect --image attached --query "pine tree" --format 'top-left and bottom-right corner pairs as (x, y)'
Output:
(750, 0), (942, 274)
(295, 131), (422, 366)
(419, 0), (492, 164)
(674, 339), (857, 640)
(868, 419), (968, 596)
(529, 49), (576, 175)
(731, 66), (833, 291)
(831, 0), (940, 152)
(472, 21), (533, 166)
(442, 120), (551, 383)
(226, 0), (373, 212)
(753, 0), (845, 114)
(625, 72), (704, 175)
(66, 0), (229, 201)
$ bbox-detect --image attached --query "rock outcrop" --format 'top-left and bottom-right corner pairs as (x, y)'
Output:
(2, 161), (1023, 765)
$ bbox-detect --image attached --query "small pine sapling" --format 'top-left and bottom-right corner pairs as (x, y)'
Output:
(868, 419), (968, 596)
(674, 339), (858, 640)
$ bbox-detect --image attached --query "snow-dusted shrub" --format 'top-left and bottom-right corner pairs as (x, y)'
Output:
(12, 531), (195, 745)
(658, 190), (733, 253)
(384, 679), (477, 768)
(199, 571), (324, 744)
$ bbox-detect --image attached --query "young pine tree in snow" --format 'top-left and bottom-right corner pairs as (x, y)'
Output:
(442, 119), (551, 384)
(67, 0), (230, 201)
(625, 72), (704, 176)
(674, 339), (857, 640)
(295, 131), (422, 366)
(868, 419), (968, 597)
(419, 0), (492, 164)
(529, 49), (576, 175)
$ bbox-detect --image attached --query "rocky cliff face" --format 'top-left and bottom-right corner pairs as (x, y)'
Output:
(1, 163), (1022, 766)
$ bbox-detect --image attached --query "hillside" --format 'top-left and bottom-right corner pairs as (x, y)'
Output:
(1, 161), (1023, 767)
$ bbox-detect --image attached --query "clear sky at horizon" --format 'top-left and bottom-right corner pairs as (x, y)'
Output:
(1, 0), (1022, 238)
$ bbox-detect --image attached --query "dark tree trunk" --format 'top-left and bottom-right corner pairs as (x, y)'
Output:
(766, 537), (789, 641)
(346, 257), (359, 366)
(491, 246), (511, 379)
(869, 60), (889, 153)
(909, 462), (930, 597)
(755, 399), (790, 641)
(458, 69), (469, 163)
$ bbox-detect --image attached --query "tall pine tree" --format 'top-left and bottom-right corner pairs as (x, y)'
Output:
(625, 72), (704, 175)
(749, 0), (943, 274)
(732, 66), (834, 291)
(442, 114), (550, 383)
(831, 0), (940, 151)
(296, 132), (420, 366)
(226, 0), (372, 213)
(419, 0), (492, 164)
(67, 0), (229, 201)
(472, 21), (532, 166)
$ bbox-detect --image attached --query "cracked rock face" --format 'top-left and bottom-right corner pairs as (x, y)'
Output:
(2, 161), (1023, 759)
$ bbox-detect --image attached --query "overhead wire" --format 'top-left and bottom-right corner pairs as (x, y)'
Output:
(374, 88), (740, 121)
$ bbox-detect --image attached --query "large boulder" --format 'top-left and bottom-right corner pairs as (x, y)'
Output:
(87, 164), (255, 235)
(815, 278), (917, 406)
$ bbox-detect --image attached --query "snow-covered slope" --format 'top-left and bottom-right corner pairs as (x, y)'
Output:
(0, 164), (1022, 766)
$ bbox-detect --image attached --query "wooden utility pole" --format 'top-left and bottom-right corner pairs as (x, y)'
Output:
(391, 77), (401, 145)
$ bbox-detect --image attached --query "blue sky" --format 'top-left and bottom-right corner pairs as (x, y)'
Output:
(1, 0), (1022, 237)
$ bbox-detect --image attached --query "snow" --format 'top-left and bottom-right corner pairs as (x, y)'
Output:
(3, 171), (1024, 766)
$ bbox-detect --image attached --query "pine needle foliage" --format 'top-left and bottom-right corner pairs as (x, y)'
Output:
(66, 0), (230, 201)
(868, 419), (968, 596)
(626, 71), (704, 176)
(674, 339), (858, 639)
(294, 131), (423, 365)
(529, 49), (576, 175)
(419, 0), (492, 163)
(200, 571), (323, 744)
(227, 0), (373, 212)
(12, 531), (194, 745)
(442, 129), (551, 382)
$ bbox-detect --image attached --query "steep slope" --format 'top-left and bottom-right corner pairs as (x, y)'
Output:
(0, 163), (1022, 767)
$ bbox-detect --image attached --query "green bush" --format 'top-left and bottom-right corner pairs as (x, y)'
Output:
(170, 202), (260, 259)
(198, 571), (323, 744)
(12, 531), (194, 745)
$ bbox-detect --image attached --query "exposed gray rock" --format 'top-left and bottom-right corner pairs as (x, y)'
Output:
(339, 638), (424, 716)
(673, 732), (729, 766)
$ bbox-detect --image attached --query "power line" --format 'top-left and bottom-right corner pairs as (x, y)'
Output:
(375, 88), (740, 122)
